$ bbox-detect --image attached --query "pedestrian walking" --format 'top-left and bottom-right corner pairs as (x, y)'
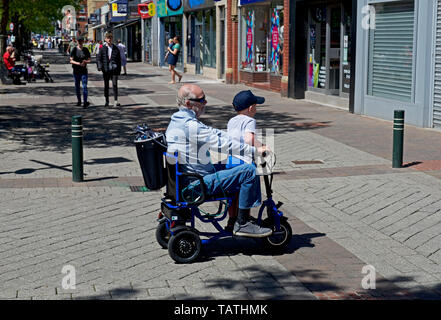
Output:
(117, 39), (128, 75)
(67, 37), (77, 55)
(96, 32), (122, 107)
(167, 36), (182, 84)
(70, 37), (91, 108)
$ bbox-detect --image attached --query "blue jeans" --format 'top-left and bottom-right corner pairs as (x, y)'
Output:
(202, 163), (262, 210)
(73, 73), (88, 103)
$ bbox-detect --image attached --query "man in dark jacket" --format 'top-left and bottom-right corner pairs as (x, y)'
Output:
(96, 32), (121, 107)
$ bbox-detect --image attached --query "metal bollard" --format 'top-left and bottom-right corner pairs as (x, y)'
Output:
(72, 115), (84, 182)
(393, 110), (405, 168)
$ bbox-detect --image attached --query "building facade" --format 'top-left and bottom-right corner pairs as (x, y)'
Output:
(87, 0), (108, 40)
(137, 0), (441, 129)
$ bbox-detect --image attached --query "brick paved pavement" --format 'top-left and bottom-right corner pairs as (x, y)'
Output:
(1, 50), (441, 299)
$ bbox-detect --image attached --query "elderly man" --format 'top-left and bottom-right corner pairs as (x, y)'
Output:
(165, 84), (272, 238)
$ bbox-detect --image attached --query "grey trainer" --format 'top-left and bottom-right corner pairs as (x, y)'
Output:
(233, 221), (273, 238)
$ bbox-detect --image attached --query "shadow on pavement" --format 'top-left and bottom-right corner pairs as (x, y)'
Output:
(197, 232), (325, 262)
(69, 272), (441, 300)
(0, 101), (331, 152)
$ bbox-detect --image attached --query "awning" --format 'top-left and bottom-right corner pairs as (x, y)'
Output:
(111, 18), (140, 30)
(91, 23), (106, 30)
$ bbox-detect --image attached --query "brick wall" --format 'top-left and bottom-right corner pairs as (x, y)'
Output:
(270, 75), (282, 92)
(240, 71), (269, 84)
(281, 0), (290, 97)
(226, 0), (233, 84)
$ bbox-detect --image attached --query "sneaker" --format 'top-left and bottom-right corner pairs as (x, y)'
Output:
(76, 101), (81, 106)
(114, 101), (121, 107)
(104, 101), (109, 107)
(233, 221), (272, 238)
(83, 101), (90, 109)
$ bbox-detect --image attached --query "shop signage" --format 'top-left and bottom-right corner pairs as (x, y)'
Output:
(246, 29), (253, 49)
(129, 3), (141, 18)
(157, 0), (183, 17)
(89, 14), (97, 24)
(270, 8), (281, 73)
(244, 11), (253, 68)
(110, 0), (128, 22)
(138, 2), (155, 19)
(184, 0), (215, 11)
(240, 0), (266, 5)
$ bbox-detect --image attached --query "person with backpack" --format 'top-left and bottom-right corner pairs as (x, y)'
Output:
(70, 37), (91, 108)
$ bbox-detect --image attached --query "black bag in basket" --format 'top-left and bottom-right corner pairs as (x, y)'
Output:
(135, 134), (167, 190)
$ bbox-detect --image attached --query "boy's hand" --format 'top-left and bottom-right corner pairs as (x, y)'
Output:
(257, 145), (269, 156)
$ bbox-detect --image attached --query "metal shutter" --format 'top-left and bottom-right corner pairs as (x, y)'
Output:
(367, 0), (415, 103)
(434, 0), (441, 128)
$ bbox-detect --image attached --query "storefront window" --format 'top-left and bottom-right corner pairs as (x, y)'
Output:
(187, 15), (195, 63)
(308, 6), (327, 89)
(240, 3), (274, 72)
(367, 0), (415, 102)
(187, 9), (216, 69)
(270, 3), (283, 75)
(202, 9), (216, 68)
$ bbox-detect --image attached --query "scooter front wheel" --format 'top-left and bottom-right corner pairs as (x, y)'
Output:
(168, 230), (201, 264)
(262, 218), (292, 251)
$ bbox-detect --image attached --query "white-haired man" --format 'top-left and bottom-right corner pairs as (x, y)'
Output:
(165, 84), (272, 238)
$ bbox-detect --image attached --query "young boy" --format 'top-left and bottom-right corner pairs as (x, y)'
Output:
(225, 90), (268, 233)
(227, 90), (267, 168)
(164, 38), (174, 62)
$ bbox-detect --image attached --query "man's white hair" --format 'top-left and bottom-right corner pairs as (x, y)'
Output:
(177, 85), (197, 108)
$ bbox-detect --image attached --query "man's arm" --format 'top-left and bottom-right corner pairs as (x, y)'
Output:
(197, 122), (257, 160)
(96, 48), (103, 71)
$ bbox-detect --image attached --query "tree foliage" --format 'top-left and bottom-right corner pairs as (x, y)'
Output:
(1, 0), (80, 35)
(9, 0), (80, 33)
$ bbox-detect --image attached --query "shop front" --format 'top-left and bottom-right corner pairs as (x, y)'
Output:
(238, 0), (284, 91)
(354, 0), (434, 128)
(139, 1), (154, 63)
(184, 0), (224, 79)
(158, 0), (184, 68)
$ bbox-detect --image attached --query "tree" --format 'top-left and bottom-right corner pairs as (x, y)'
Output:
(1, 0), (79, 55)
(0, 0), (10, 56)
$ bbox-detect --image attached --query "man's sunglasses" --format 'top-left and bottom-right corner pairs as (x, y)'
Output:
(188, 95), (207, 104)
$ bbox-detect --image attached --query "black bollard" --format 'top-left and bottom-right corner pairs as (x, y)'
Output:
(72, 115), (84, 182)
(393, 110), (405, 168)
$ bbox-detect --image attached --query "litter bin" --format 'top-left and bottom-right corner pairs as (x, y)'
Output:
(135, 134), (167, 190)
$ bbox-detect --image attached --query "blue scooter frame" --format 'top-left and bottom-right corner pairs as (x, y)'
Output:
(158, 152), (291, 263)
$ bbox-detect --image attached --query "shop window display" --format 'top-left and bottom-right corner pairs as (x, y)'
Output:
(270, 4), (283, 75)
(240, 2), (282, 73)
(241, 10), (254, 70)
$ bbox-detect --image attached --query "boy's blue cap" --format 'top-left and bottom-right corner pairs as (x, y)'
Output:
(233, 90), (265, 111)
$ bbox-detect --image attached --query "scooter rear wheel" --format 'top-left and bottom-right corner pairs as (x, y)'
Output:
(156, 220), (171, 249)
(262, 218), (292, 251)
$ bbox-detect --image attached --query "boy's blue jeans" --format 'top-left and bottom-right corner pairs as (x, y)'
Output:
(202, 163), (261, 210)
(73, 73), (88, 103)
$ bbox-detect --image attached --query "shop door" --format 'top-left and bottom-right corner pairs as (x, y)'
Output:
(307, 4), (345, 96)
(145, 19), (152, 64)
(328, 5), (341, 95)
